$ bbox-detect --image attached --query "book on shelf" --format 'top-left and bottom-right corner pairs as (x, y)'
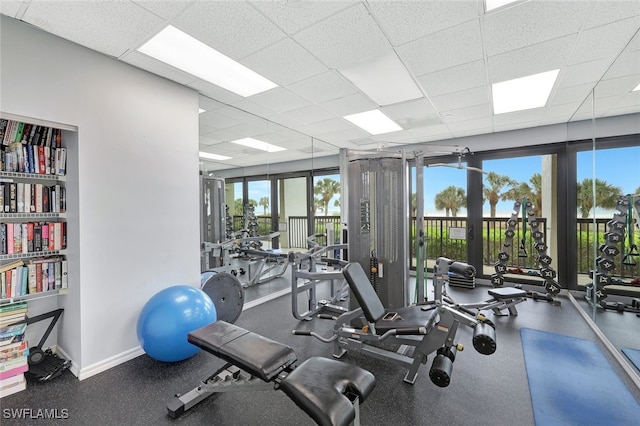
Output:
(0, 340), (27, 361)
(0, 356), (28, 380)
(0, 312), (26, 327)
(0, 301), (28, 314)
(0, 323), (26, 340)
(0, 260), (24, 274)
(0, 332), (25, 347)
(0, 372), (26, 398)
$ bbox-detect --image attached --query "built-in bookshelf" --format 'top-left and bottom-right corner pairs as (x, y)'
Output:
(1, 113), (74, 303)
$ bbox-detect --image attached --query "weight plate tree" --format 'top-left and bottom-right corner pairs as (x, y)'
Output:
(492, 198), (561, 296)
(586, 194), (640, 302)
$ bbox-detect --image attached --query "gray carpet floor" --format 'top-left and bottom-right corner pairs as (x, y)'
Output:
(2, 280), (640, 425)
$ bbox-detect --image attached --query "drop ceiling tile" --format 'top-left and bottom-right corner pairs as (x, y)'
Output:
(199, 110), (242, 130)
(482, 0), (592, 57)
(493, 120), (540, 133)
(216, 105), (265, 124)
(199, 96), (226, 112)
(368, 0), (481, 46)
(371, 130), (418, 144)
(282, 105), (334, 126)
(397, 19), (484, 76)
(542, 102), (582, 122)
(22, 0), (166, 57)
(558, 58), (612, 88)
(240, 38), (327, 87)
(319, 93), (378, 117)
(440, 104), (493, 123)
(133, 0), (192, 20)
(0, 1), (24, 17)
(488, 34), (576, 83)
(407, 124), (452, 140)
(201, 129), (241, 143)
(595, 75), (640, 98)
(229, 100), (280, 121)
(447, 116), (493, 133)
(171, 0), (286, 59)
(601, 50), (640, 80)
(568, 17), (640, 65)
(492, 108), (545, 126)
(121, 50), (199, 85)
(316, 127), (371, 144)
(287, 71), (357, 104)
(584, 1), (640, 29)
(549, 83), (594, 107)
(225, 122), (274, 139)
(188, 80), (244, 105)
(249, 0), (354, 35)
(572, 94), (624, 118)
(431, 86), (490, 112)
(249, 88), (311, 114)
(416, 60), (488, 97)
(293, 3), (391, 69)
(380, 98), (442, 130)
(293, 118), (354, 135)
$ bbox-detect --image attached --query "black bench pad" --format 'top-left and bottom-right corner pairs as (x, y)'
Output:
(488, 287), (527, 300)
(188, 321), (297, 382)
(280, 357), (376, 426)
(374, 306), (439, 334)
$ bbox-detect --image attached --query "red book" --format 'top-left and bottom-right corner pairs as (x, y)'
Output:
(35, 263), (42, 293)
(49, 223), (55, 251)
(38, 146), (45, 174)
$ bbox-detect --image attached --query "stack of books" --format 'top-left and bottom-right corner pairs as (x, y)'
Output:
(0, 302), (28, 398)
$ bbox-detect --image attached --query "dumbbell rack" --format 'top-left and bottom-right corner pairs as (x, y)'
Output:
(586, 194), (640, 302)
(225, 204), (233, 240)
(492, 199), (561, 297)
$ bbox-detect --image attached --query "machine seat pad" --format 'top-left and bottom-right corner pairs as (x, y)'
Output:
(374, 306), (440, 335)
(188, 321), (297, 382)
(280, 357), (376, 426)
(488, 287), (527, 300)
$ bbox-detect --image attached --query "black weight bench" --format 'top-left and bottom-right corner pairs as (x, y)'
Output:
(168, 321), (376, 426)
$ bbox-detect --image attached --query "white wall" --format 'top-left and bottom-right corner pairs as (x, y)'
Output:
(1, 16), (201, 379)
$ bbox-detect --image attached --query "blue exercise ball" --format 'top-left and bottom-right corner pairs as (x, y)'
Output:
(137, 285), (217, 362)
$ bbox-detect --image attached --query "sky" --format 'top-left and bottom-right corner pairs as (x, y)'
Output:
(231, 146), (639, 217)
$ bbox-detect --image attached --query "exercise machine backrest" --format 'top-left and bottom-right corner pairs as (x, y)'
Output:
(343, 262), (386, 323)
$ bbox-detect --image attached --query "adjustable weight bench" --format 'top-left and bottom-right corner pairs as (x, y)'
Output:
(294, 262), (497, 387)
(168, 321), (376, 426)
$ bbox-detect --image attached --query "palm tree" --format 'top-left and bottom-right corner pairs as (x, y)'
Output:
(502, 173), (542, 215)
(410, 193), (417, 217)
(234, 198), (244, 216)
(314, 178), (340, 216)
(576, 178), (622, 218)
(483, 172), (517, 217)
(258, 196), (269, 216)
(635, 187), (640, 196)
(435, 186), (466, 217)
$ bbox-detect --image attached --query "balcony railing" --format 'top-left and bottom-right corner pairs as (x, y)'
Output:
(245, 215), (638, 278)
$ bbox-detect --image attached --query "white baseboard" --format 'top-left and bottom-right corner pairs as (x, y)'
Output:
(73, 346), (145, 381)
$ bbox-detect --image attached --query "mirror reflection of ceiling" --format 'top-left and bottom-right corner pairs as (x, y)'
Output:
(4, 1), (638, 172)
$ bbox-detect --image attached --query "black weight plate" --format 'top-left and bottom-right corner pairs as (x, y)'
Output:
(201, 271), (244, 324)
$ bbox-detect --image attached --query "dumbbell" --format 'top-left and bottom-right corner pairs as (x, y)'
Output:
(494, 262), (508, 275)
(544, 280), (561, 295)
(497, 251), (510, 262)
(540, 268), (556, 279)
(490, 274), (504, 287)
(599, 301), (625, 312)
(596, 257), (615, 272)
(505, 229), (515, 239)
(532, 230), (544, 240)
(535, 242), (548, 253)
(537, 254), (552, 266)
(607, 220), (625, 232)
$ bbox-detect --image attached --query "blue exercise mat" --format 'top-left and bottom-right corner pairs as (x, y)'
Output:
(520, 328), (640, 425)
(622, 347), (640, 371)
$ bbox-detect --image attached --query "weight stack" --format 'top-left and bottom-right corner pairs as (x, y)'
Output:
(448, 272), (476, 289)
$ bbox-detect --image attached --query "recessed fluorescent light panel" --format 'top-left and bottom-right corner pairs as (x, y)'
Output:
(231, 138), (285, 152)
(633, 82), (640, 92)
(343, 109), (403, 135)
(492, 69), (559, 114)
(199, 108), (206, 114)
(340, 51), (423, 106)
(485, 0), (518, 12)
(138, 25), (277, 97)
(199, 152), (231, 161)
